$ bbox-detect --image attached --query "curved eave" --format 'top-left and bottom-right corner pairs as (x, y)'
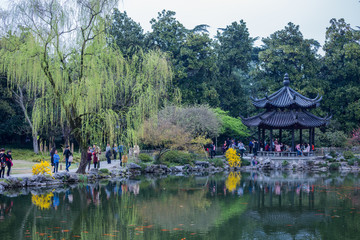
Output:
(241, 110), (331, 129)
(251, 86), (323, 109)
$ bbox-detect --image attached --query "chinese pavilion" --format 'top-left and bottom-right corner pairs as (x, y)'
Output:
(240, 73), (331, 152)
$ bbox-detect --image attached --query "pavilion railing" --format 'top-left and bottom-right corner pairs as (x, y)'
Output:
(257, 151), (315, 157)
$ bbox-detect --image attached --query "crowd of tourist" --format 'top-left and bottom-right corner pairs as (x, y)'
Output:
(49, 143), (127, 174)
(221, 138), (259, 158)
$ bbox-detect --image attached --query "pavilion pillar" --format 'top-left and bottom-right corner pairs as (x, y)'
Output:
(279, 129), (282, 144)
(312, 128), (315, 148)
(291, 129), (295, 151)
(270, 128), (273, 151)
(262, 128), (265, 150)
(309, 128), (312, 150)
(258, 126), (261, 151)
(299, 129), (303, 145)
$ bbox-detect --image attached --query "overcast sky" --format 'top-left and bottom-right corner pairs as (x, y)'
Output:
(1, 0), (359, 50)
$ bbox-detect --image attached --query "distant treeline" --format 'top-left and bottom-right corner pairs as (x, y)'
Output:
(0, 9), (359, 147)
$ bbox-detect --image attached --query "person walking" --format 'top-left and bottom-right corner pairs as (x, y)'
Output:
(87, 146), (92, 171)
(5, 150), (13, 177)
(105, 143), (112, 164)
(53, 150), (60, 173)
(63, 145), (72, 172)
(0, 148), (6, 178)
(113, 144), (118, 160)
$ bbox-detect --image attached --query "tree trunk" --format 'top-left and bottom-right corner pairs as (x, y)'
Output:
(12, 86), (39, 154)
(76, 145), (89, 174)
(33, 134), (39, 154)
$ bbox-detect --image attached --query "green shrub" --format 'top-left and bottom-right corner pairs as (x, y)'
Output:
(328, 158), (336, 163)
(138, 162), (148, 171)
(139, 153), (153, 162)
(329, 163), (340, 171)
(329, 150), (337, 159)
(282, 160), (289, 166)
(343, 151), (355, 160)
(210, 158), (224, 168)
(242, 159), (251, 166)
(347, 158), (360, 166)
(157, 150), (194, 166)
(99, 168), (109, 174)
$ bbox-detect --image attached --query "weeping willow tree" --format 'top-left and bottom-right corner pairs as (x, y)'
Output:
(0, 0), (172, 173)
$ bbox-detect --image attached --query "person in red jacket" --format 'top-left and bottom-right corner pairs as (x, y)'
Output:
(5, 150), (13, 177)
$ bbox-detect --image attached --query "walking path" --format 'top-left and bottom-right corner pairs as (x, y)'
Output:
(10, 159), (124, 178)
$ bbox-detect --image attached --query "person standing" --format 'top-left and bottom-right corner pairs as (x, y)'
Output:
(253, 140), (259, 156)
(238, 141), (246, 158)
(119, 144), (124, 167)
(87, 146), (93, 171)
(53, 150), (60, 173)
(0, 148), (5, 178)
(63, 145), (72, 172)
(5, 150), (13, 177)
(226, 138), (231, 150)
(93, 148), (99, 169)
(113, 144), (118, 160)
(248, 140), (254, 154)
(211, 142), (216, 158)
(134, 144), (140, 158)
(50, 146), (56, 172)
(222, 141), (227, 154)
(105, 143), (112, 164)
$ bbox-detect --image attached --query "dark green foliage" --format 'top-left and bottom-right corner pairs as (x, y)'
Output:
(156, 150), (194, 166)
(343, 151), (355, 160)
(210, 158), (224, 168)
(329, 150), (337, 159)
(214, 21), (255, 116)
(99, 168), (110, 174)
(329, 163), (340, 171)
(347, 158), (360, 166)
(213, 108), (248, 142)
(138, 153), (153, 162)
(138, 162), (148, 171)
(322, 18), (360, 133)
(241, 159), (251, 166)
(107, 9), (146, 58)
(282, 160), (289, 166)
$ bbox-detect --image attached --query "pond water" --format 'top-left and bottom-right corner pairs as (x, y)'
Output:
(1, 171), (360, 240)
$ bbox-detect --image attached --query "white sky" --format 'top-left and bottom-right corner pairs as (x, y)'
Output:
(1, 0), (359, 51)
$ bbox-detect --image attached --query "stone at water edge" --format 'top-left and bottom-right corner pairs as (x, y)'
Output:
(128, 163), (141, 170)
(194, 161), (210, 168)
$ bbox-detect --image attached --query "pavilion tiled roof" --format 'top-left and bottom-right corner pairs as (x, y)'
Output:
(251, 74), (322, 109)
(240, 110), (331, 129)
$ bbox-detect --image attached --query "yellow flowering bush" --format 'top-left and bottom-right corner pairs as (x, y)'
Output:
(225, 148), (241, 167)
(225, 172), (242, 192)
(32, 192), (54, 210)
(32, 160), (52, 176)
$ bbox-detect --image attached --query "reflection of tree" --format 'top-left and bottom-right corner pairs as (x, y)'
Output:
(31, 192), (53, 210)
(225, 172), (241, 192)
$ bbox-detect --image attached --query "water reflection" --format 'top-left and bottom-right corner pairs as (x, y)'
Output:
(0, 172), (360, 239)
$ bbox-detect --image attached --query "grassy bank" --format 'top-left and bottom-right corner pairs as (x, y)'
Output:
(2, 147), (82, 162)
